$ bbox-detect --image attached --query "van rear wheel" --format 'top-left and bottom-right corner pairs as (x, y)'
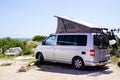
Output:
(72, 57), (85, 70)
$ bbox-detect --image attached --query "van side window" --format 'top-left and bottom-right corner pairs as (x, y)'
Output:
(57, 35), (87, 46)
(75, 35), (87, 46)
(44, 35), (56, 45)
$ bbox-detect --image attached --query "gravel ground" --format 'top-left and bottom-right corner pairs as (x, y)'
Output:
(0, 58), (120, 80)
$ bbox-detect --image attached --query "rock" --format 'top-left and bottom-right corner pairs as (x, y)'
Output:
(18, 66), (27, 72)
(0, 63), (12, 66)
(4, 47), (22, 56)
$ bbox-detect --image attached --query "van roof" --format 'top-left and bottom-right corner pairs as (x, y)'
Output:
(50, 32), (97, 35)
(55, 16), (104, 33)
(55, 16), (98, 28)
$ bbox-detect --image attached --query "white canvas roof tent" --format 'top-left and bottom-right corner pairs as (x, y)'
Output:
(55, 16), (106, 33)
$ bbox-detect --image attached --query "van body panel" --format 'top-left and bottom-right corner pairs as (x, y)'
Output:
(55, 45), (91, 63)
(40, 45), (55, 60)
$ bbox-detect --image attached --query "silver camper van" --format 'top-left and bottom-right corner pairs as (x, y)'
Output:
(34, 16), (111, 69)
(34, 32), (111, 69)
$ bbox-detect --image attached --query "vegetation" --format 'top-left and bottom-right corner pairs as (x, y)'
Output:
(110, 37), (120, 67)
(111, 56), (119, 64)
(28, 41), (39, 48)
(0, 37), (33, 56)
(118, 38), (120, 49)
(0, 53), (4, 58)
(32, 35), (47, 41)
(109, 37), (120, 55)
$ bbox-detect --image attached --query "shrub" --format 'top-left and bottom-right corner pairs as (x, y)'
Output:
(0, 37), (33, 55)
(118, 38), (120, 49)
(23, 47), (33, 55)
(111, 56), (119, 64)
(0, 53), (4, 58)
(29, 42), (38, 48)
(110, 50), (116, 56)
(0, 37), (17, 52)
(32, 35), (47, 41)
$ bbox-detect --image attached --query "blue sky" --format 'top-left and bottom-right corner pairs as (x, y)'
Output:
(0, 0), (120, 38)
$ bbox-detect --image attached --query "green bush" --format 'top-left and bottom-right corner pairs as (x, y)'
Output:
(32, 35), (47, 41)
(0, 53), (4, 59)
(0, 37), (33, 55)
(110, 50), (116, 56)
(23, 47), (33, 55)
(118, 38), (120, 49)
(29, 42), (38, 48)
(0, 37), (17, 52)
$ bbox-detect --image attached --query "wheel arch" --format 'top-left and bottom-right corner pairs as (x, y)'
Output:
(72, 56), (85, 70)
(35, 52), (44, 60)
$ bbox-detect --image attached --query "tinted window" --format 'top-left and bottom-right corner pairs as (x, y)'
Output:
(94, 35), (101, 46)
(44, 35), (56, 45)
(94, 35), (109, 49)
(57, 35), (87, 46)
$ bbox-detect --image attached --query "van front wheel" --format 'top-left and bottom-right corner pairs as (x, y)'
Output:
(72, 57), (85, 70)
(38, 53), (44, 63)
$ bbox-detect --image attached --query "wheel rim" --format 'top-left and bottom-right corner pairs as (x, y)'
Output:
(74, 59), (82, 69)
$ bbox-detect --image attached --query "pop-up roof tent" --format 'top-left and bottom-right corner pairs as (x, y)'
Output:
(55, 16), (102, 33)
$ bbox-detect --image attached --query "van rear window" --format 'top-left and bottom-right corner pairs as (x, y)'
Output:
(57, 35), (87, 46)
(94, 35), (109, 49)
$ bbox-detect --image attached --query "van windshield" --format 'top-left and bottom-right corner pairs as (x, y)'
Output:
(94, 34), (109, 49)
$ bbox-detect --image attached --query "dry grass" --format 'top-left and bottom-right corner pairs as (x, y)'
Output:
(111, 56), (120, 65)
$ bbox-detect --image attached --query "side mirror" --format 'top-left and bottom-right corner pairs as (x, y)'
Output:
(109, 39), (116, 46)
(41, 40), (45, 45)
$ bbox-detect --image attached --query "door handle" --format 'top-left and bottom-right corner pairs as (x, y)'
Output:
(81, 51), (86, 55)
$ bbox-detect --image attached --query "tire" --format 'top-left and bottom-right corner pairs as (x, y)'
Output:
(72, 57), (85, 70)
(38, 53), (44, 63)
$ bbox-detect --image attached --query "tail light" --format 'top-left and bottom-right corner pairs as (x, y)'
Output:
(90, 49), (95, 56)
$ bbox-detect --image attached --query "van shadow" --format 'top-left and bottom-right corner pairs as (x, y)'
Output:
(35, 61), (113, 76)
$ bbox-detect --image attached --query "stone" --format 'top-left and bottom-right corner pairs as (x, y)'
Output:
(4, 47), (22, 56)
(18, 66), (27, 72)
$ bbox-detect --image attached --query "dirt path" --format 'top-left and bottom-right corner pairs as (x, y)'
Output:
(0, 59), (120, 80)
